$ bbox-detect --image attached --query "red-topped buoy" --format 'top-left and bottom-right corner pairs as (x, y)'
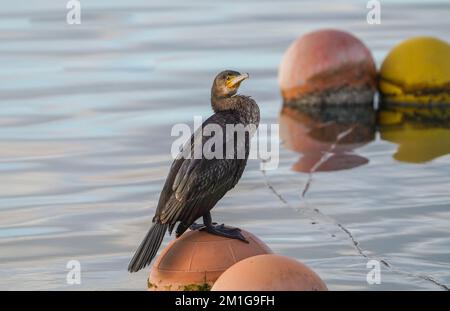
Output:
(279, 29), (376, 106)
(148, 229), (272, 291)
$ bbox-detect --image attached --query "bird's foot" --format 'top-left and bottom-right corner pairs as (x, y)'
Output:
(189, 222), (218, 231)
(189, 222), (206, 231)
(204, 224), (249, 243)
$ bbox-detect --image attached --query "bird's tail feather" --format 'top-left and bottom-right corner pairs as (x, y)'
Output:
(128, 222), (168, 273)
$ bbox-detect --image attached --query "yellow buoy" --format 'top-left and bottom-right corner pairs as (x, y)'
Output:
(379, 37), (450, 105)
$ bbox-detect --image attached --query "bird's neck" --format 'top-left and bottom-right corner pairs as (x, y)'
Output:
(211, 94), (240, 113)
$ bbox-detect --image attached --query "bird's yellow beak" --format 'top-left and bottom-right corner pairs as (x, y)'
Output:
(226, 73), (249, 89)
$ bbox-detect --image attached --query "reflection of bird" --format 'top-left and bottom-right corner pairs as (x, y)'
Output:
(128, 70), (259, 272)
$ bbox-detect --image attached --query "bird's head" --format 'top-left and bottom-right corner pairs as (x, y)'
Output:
(211, 70), (249, 99)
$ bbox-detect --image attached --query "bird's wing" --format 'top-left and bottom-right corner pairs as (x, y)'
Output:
(155, 112), (247, 225)
(159, 158), (237, 224)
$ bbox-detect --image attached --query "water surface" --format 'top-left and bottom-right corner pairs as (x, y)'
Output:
(0, 0), (449, 290)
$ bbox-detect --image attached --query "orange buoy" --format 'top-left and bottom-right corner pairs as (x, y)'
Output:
(279, 29), (376, 106)
(211, 254), (328, 291)
(148, 229), (272, 291)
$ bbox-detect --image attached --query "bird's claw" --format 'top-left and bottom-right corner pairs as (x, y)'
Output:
(205, 224), (248, 243)
(217, 223), (240, 231)
(189, 223), (206, 231)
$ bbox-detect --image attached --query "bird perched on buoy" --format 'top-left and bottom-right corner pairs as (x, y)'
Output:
(128, 70), (259, 273)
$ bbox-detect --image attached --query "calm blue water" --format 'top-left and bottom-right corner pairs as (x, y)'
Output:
(0, 0), (449, 290)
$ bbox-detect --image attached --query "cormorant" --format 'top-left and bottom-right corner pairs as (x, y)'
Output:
(128, 70), (260, 272)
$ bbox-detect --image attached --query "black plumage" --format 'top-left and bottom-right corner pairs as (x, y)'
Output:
(128, 70), (259, 272)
